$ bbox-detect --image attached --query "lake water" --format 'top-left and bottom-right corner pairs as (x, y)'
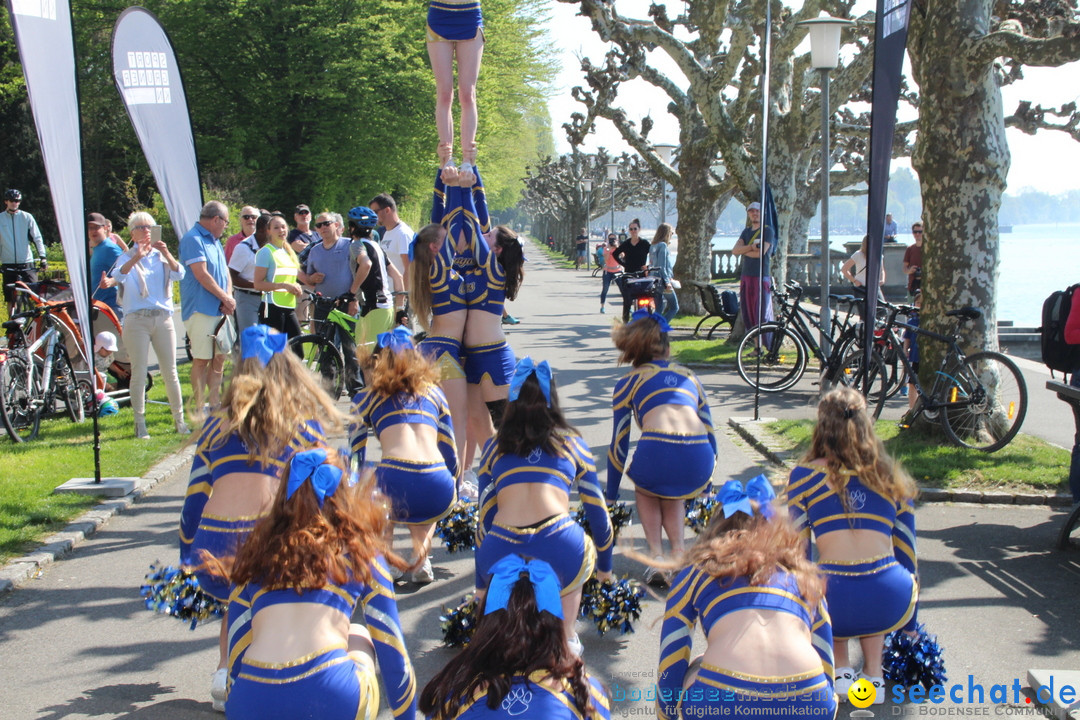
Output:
(713, 223), (1080, 327)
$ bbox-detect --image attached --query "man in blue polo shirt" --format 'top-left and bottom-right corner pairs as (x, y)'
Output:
(180, 200), (234, 410)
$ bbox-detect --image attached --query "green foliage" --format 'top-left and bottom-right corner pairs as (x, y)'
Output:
(670, 336), (739, 366)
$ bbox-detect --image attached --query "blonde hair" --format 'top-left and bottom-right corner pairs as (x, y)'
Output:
(408, 223), (444, 332)
(360, 345), (440, 398)
(653, 223), (673, 246)
(268, 215), (299, 263)
(803, 386), (917, 504)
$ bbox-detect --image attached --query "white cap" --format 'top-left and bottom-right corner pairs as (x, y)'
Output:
(94, 331), (118, 353)
(748, 202), (762, 211)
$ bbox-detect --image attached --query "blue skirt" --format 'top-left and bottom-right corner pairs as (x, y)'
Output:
(427, 0), (483, 42)
(627, 431), (714, 500)
(819, 554), (917, 638)
(190, 515), (260, 603)
(476, 513), (595, 595)
(679, 662), (836, 719)
(377, 458), (457, 525)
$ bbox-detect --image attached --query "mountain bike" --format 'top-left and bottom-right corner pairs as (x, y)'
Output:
(288, 291), (357, 400)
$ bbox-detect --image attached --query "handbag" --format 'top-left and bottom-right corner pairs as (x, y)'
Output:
(213, 317), (237, 355)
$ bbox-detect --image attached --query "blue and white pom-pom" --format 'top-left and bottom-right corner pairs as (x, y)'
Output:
(684, 484), (718, 534)
(435, 500), (478, 553)
(578, 576), (646, 635)
(440, 594), (480, 647)
(140, 562), (225, 630)
(574, 501), (633, 540)
(883, 623), (947, 690)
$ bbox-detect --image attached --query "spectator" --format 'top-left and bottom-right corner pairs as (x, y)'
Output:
(1065, 287), (1080, 504)
(731, 202), (774, 334)
(648, 222), (679, 322)
(102, 219), (129, 252)
(253, 215), (302, 340)
(903, 221), (923, 297)
(224, 206), (259, 262)
(884, 213), (898, 242)
(228, 213), (270, 334)
(287, 204), (317, 253)
(613, 219), (650, 322)
(88, 212), (125, 320)
(370, 193), (413, 300)
(598, 234), (620, 314)
(574, 227), (588, 270)
(1, 188), (47, 317)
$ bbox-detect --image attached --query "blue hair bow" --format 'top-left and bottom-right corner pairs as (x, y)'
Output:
(629, 308), (672, 333)
(718, 474), (777, 519)
(240, 325), (287, 366)
(408, 233), (419, 261)
(508, 356), (551, 406)
(484, 555), (563, 619)
(376, 326), (414, 353)
(286, 448), (344, 507)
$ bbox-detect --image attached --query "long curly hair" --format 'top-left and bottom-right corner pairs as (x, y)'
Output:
(803, 386), (917, 504)
(419, 571), (595, 720)
(360, 344), (440, 398)
(497, 372), (575, 458)
(209, 351), (345, 462)
(408, 223), (445, 332)
(227, 448), (403, 589)
(491, 225), (524, 301)
(683, 501), (824, 608)
(611, 315), (669, 367)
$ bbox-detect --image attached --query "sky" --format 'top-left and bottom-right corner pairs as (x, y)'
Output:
(543, 0), (1080, 195)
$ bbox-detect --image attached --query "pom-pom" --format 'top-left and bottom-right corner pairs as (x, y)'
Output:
(440, 594), (480, 647)
(140, 562), (225, 630)
(882, 623), (947, 690)
(578, 576), (646, 635)
(574, 501), (633, 539)
(436, 500), (478, 553)
(684, 484), (718, 534)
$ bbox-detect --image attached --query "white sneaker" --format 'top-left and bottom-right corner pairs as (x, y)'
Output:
(389, 564), (404, 581)
(567, 632), (584, 657)
(859, 673), (886, 705)
(411, 557), (434, 584)
(210, 667), (228, 712)
(834, 667), (856, 700)
(459, 470), (479, 501)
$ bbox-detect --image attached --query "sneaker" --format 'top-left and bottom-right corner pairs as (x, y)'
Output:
(600, 307), (606, 314)
(834, 667), (856, 700)
(389, 564), (404, 582)
(459, 470), (479, 501)
(567, 632), (584, 657)
(175, 420), (191, 435)
(643, 556), (669, 588)
(859, 673), (886, 705)
(899, 385), (908, 397)
(210, 667), (228, 712)
(502, 314), (521, 325)
(411, 557), (434, 584)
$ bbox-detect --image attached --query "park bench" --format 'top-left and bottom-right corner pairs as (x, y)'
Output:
(1047, 379), (1080, 549)
(687, 280), (739, 340)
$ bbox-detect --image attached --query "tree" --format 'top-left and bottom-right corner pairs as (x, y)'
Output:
(909, 0), (1080, 354)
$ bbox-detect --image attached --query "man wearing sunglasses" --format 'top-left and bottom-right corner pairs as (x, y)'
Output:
(224, 205), (259, 262)
(903, 221), (923, 297)
(288, 204), (318, 253)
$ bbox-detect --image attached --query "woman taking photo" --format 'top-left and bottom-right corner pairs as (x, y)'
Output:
(607, 310), (716, 585)
(420, 554), (611, 720)
(648, 222), (678, 321)
(786, 386), (918, 704)
(350, 326), (458, 584)
(253, 214), (303, 339)
(109, 210), (187, 439)
(223, 447), (417, 719)
(180, 325), (340, 710)
(657, 478), (835, 720)
(474, 358), (614, 655)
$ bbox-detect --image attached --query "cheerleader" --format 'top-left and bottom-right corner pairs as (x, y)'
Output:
(786, 386), (919, 704)
(657, 477), (835, 720)
(607, 310), (717, 584)
(179, 325), (341, 710)
(426, 0), (484, 173)
(351, 325), (458, 584)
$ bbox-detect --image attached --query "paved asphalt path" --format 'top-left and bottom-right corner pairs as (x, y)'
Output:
(2, 238), (1078, 719)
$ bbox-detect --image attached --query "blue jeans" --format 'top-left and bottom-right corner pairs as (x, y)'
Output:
(600, 270), (617, 306)
(658, 287), (679, 321)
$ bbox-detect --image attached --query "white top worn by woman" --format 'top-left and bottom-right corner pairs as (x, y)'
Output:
(110, 247), (185, 314)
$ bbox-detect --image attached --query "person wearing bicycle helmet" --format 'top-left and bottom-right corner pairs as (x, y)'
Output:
(348, 206), (401, 349)
(307, 212), (363, 395)
(2, 188), (48, 318)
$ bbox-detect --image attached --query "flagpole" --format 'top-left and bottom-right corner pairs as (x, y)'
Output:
(753, 0), (773, 421)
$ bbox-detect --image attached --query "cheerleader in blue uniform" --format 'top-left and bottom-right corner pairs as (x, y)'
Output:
(426, 0), (484, 171)
(351, 325), (458, 584)
(786, 386), (919, 705)
(179, 325), (341, 711)
(657, 478), (836, 720)
(608, 310), (717, 584)
(474, 358), (614, 654)
(222, 448), (416, 720)
(421, 554), (611, 719)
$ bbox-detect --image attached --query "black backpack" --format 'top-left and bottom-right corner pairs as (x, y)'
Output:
(1040, 284), (1080, 376)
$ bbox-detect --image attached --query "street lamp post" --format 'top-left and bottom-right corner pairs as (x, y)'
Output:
(798, 13), (853, 359)
(653, 143), (677, 226)
(582, 178), (593, 239)
(605, 162), (619, 236)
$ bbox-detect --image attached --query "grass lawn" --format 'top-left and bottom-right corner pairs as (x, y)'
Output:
(0, 364), (194, 562)
(766, 419), (1070, 493)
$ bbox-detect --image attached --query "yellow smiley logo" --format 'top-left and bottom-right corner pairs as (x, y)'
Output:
(848, 677), (876, 708)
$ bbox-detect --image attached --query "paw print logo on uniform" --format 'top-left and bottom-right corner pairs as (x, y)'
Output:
(501, 686), (533, 716)
(848, 488), (867, 511)
(664, 374), (678, 387)
(528, 448), (543, 465)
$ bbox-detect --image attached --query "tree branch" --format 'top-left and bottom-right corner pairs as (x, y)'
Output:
(973, 25), (1080, 68)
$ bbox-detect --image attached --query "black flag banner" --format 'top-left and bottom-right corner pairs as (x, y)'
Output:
(4, 0), (91, 362)
(111, 6), (202, 240)
(863, 0), (911, 369)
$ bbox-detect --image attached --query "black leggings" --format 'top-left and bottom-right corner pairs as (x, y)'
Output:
(259, 303), (302, 357)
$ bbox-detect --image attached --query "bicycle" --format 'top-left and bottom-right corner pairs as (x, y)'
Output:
(288, 291), (360, 401)
(880, 304), (1027, 452)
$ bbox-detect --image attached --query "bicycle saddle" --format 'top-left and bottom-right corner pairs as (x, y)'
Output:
(945, 306), (982, 320)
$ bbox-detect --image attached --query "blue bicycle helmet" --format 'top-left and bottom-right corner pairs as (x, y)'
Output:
(348, 206), (377, 228)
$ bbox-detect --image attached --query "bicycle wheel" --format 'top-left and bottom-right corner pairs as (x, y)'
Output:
(940, 351), (1028, 452)
(1058, 503), (1080, 550)
(829, 347), (889, 420)
(736, 324), (807, 392)
(0, 353), (42, 442)
(289, 334), (344, 399)
(52, 348), (85, 423)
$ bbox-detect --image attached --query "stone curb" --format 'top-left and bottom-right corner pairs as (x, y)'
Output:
(728, 417), (1074, 508)
(0, 445), (196, 597)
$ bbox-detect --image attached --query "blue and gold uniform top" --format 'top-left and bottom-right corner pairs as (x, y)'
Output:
(430, 170), (469, 315)
(227, 557), (417, 719)
(785, 464), (917, 576)
(606, 361), (717, 501)
(476, 433), (614, 573)
(349, 384), (458, 476)
(445, 168), (504, 316)
(427, 0), (483, 42)
(657, 567), (834, 720)
(179, 416), (326, 565)
(446, 669), (611, 719)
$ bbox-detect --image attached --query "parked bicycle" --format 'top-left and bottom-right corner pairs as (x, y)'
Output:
(288, 291), (364, 401)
